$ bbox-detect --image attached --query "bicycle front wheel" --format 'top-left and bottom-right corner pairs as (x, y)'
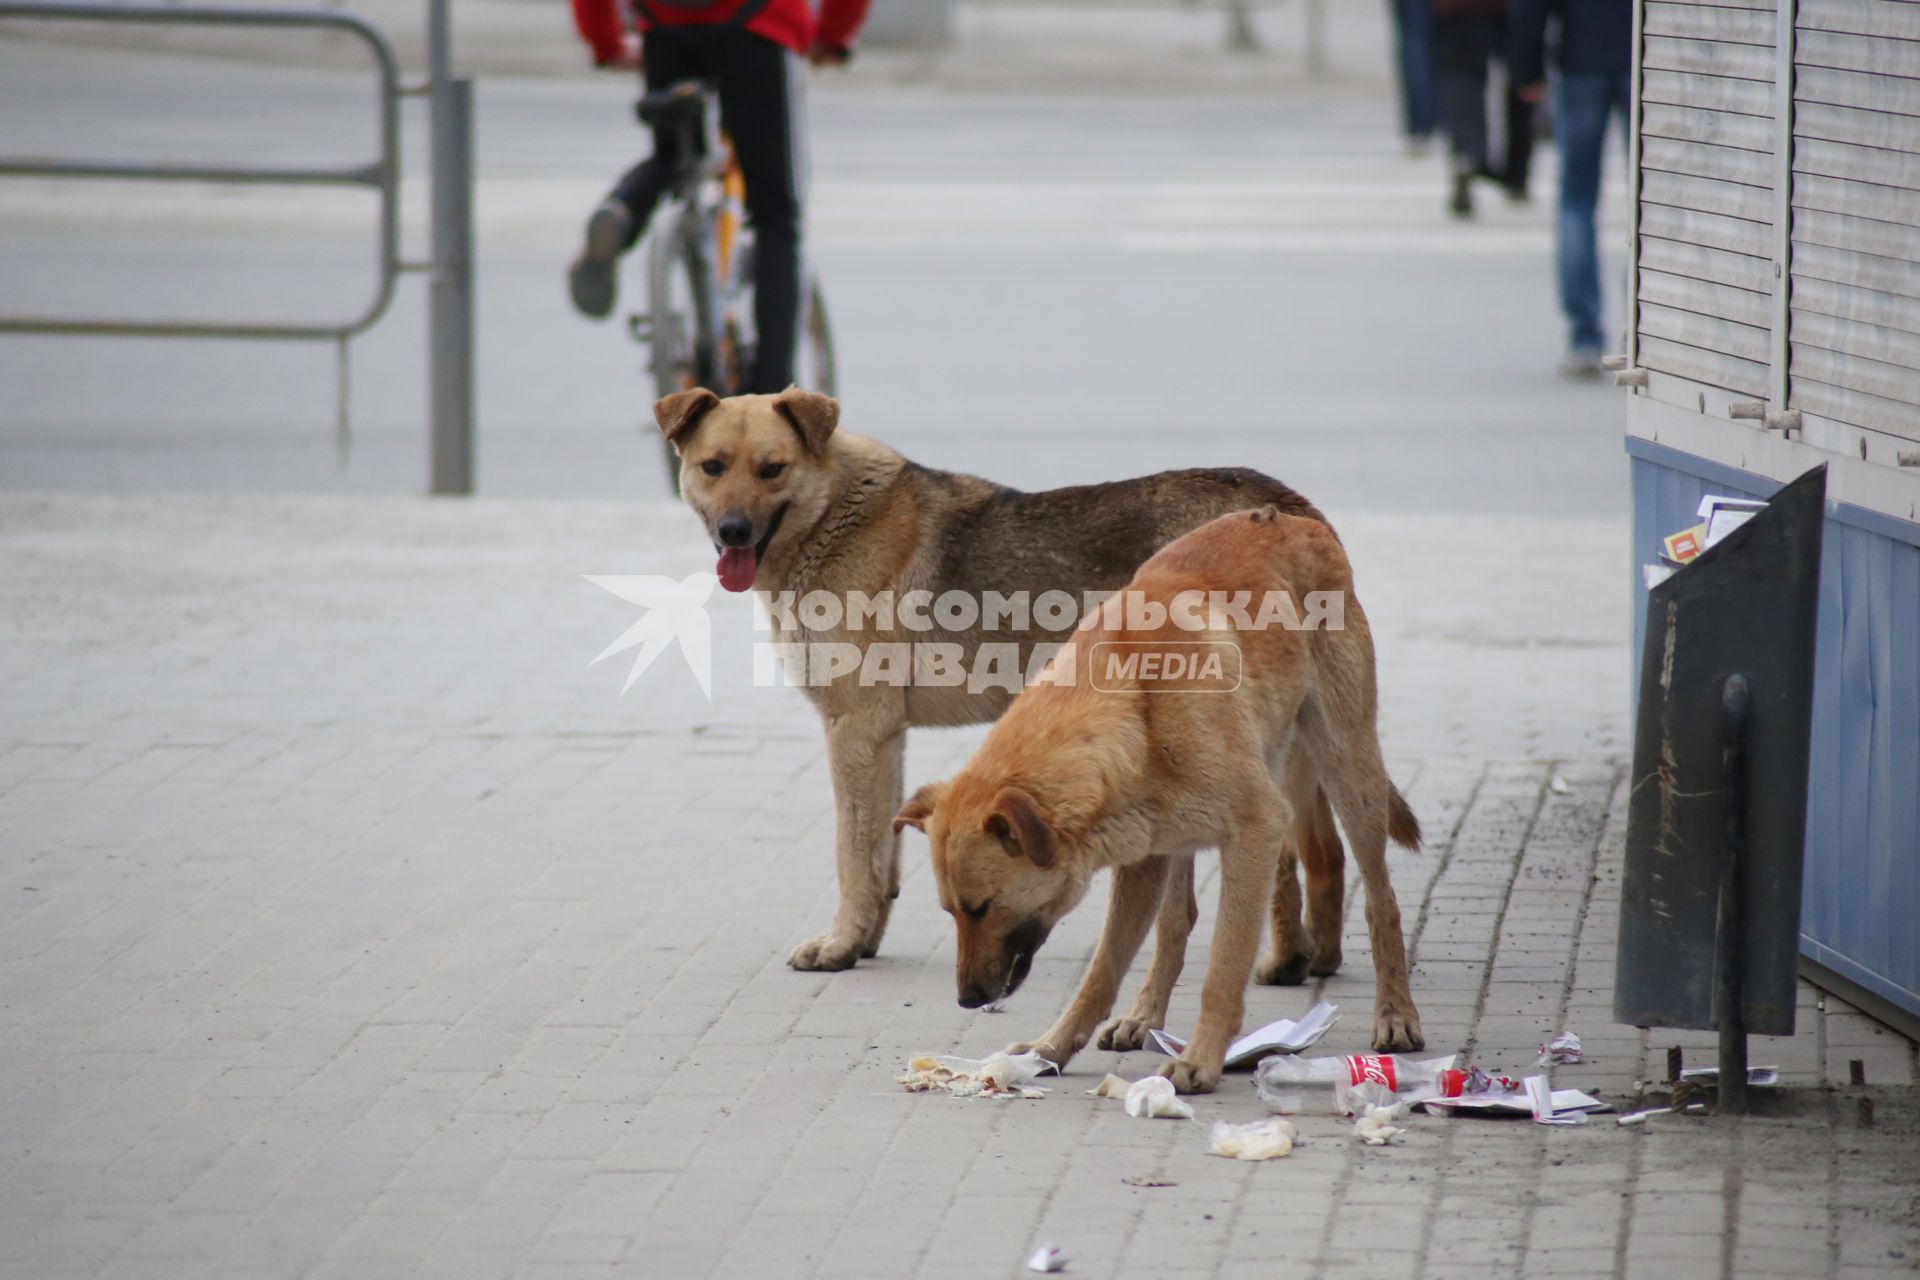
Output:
(647, 216), (721, 403)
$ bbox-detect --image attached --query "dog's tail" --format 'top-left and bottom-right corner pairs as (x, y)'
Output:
(1387, 784), (1422, 851)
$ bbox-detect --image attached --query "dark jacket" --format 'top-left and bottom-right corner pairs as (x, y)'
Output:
(1511, 0), (1632, 86)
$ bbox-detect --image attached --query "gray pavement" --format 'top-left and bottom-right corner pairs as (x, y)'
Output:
(1, 494), (1916, 1280)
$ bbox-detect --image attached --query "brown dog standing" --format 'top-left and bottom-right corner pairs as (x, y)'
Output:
(659, 387), (1347, 976)
(894, 507), (1424, 1092)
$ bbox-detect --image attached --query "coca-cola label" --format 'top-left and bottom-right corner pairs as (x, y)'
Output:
(1345, 1054), (1397, 1091)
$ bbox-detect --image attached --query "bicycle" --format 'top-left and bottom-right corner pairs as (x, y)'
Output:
(625, 80), (836, 479)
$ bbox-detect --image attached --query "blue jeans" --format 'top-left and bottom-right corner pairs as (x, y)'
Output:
(1555, 70), (1632, 351)
(1389, 0), (1436, 139)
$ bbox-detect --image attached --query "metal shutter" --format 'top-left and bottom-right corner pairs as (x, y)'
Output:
(1788, 0), (1920, 439)
(1637, 1), (1781, 398)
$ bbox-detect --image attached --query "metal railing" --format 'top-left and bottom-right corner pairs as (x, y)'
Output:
(0, 0), (473, 493)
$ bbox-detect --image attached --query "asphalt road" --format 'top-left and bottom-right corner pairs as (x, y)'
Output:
(0, 36), (1632, 515)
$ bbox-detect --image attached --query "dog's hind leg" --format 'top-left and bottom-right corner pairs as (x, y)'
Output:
(1322, 743), (1423, 1052)
(1099, 854), (1196, 1052)
(1302, 788), (1346, 976)
(790, 706), (906, 972)
(1255, 835), (1311, 987)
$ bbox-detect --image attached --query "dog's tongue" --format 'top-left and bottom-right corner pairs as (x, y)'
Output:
(716, 546), (758, 593)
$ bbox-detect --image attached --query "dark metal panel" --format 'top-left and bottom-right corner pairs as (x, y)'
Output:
(1627, 441), (1920, 1022)
(1619, 468), (1826, 1036)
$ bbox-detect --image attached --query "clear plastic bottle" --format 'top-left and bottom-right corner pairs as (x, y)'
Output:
(1255, 1053), (1462, 1114)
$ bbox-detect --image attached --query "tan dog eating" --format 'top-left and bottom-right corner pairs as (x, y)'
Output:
(894, 507), (1424, 1092)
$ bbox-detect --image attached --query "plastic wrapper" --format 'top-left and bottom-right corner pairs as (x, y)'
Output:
(1536, 1030), (1583, 1067)
(899, 1049), (1057, 1099)
(1123, 1075), (1195, 1120)
(1025, 1245), (1067, 1273)
(1353, 1103), (1405, 1145)
(1208, 1117), (1296, 1161)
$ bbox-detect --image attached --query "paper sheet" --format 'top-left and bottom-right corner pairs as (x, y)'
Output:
(1146, 1001), (1339, 1066)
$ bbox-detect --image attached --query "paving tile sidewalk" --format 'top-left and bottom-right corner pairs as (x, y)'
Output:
(0, 494), (1915, 1280)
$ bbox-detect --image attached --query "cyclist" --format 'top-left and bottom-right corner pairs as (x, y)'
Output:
(568, 0), (868, 393)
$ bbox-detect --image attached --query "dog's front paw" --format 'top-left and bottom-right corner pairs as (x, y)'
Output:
(1371, 1005), (1425, 1052)
(1255, 949), (1311, 987)
(1003, 1038), (1069, 1070)
(788, 933), (863, 971)
(1154, 1056), (1222, 1095)
(1097, 1016), (1158, 1052)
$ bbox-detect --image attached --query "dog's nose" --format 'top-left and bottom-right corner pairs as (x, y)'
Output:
(957, 984), (995, 1009)
(716, 514), (754, 548)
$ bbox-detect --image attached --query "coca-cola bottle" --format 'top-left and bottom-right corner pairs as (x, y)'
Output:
(1254, 1053), (1463, 1114)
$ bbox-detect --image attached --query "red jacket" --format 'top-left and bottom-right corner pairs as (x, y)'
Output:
(571, 0), (869, 61)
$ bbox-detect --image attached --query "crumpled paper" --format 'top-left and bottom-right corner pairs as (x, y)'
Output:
(1208, 1117), (1296, 1161)
(1123, 1075), (1195, 1120)
(899, 1050), (1057, 1099)
(1354, 1103), (1405, 1145)
(1536, 1030), (1583, 1067)
(1086, 1074), (1132, 1099)
(1025, 1244), (1067, 1273)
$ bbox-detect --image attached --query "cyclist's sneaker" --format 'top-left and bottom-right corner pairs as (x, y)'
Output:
(569, 201), (632, 319)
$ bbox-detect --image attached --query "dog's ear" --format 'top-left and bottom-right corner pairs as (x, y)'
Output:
(772, 387), (839, 455)
(654, 388), (720, 450)
(893, 781), (944, 836)
(984, 788), (1056, 869)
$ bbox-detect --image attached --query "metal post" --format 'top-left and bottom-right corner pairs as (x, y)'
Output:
(428, 0), (474, 495)
(1624, 0), (1645, 371)
(1767, 0), (1797, 417)
(1716, 673), (1751, 1115)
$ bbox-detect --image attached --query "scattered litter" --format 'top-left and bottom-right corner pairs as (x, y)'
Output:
(1123, 1076), (1195, 1120)
(1354, 1103), (1405, 1146)
(1208, 1117), (1296, 1161)
(1263, 1091), (1304, 1115)
(899, 1050), (1057, 1099)
(1255, 1051), (1461, 1114)
(1527, 1074), (1593, 1126)
(1149, 1001), (1339, 1066)
(1698, 495), (1766, 548)
(1121, 1175), (1178, 1188)
(1616, 1106), (1670, 1126)
(1419, 1070), (1606, 1122)
(1536, 1030), (1583, 1067)
(1086, 1074), (1132, 1100)
(1549, 776), (1570, 795)
(1677, 1065), (1778, 1086)
(1025, 1244), (1067, 1273)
